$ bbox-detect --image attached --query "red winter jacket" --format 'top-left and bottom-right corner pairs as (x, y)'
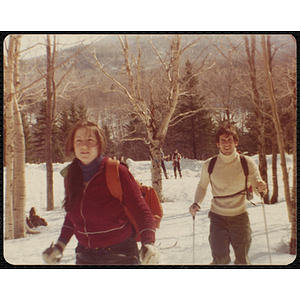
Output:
(58, 157), (155, 248)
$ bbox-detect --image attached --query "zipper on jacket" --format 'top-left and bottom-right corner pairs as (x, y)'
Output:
(80, 166), (104, 248)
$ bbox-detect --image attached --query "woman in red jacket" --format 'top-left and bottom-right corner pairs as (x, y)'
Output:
(43, 120), (158, 265)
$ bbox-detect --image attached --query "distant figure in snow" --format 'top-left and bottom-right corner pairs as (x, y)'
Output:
(189, 123), (267, 265)
(42, 120), (158, 265)
(172, 149), (182, 179)
(160, 148), (169, 179)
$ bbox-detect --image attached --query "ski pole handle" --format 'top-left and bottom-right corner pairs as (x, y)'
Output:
(189, 203), (200, 217)
(256, 186), (265, 201)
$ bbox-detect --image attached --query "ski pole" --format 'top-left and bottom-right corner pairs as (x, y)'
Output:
(260, 193), (272, 265)
(192, 215), (195, 265)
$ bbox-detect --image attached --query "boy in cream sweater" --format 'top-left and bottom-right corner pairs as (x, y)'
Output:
(189, 124), (267, 265)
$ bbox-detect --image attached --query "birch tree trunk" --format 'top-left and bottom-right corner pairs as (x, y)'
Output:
(4, 35), (17, 240)
(46, 35), (54, 211)
(290, 116), (296, 254)
(270, 132), (278, 204)
(13, 101), (26, 238)
(286, 55), (297, 255)
(291, 84), (297, 255)
(12, 36), (27, 238)
(290, 120), (297, 254)
(261, 35), (292, 221)
(148, 36), (181, 201)
(244, 35), (269, 203)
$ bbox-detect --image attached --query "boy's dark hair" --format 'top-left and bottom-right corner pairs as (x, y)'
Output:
(215, 123), (239, 144)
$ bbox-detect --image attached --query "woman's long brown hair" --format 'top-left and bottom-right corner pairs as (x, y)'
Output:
(63, 120), (107, 211)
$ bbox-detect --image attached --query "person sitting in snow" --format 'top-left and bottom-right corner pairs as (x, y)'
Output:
(42, 120), (158, 265)
(172, 149), (182, 179)
(189, 123), (267, 265)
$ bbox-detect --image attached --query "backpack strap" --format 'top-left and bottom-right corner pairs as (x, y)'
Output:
(240, 155), (249, 176)
(208, 154), (251, 200)
(208, 156), (218, 175)
(208, 154), (248, 177)
(106, 158), (141, 238)
(240, 155), (249, 193)
(106, 158), (123, 202)
(208, 155), (218, 183)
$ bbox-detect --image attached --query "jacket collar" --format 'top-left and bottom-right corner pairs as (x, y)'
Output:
(78, 155), (103, 182)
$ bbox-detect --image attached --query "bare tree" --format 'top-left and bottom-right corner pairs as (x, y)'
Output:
(4, 35), (102, 240)
(269, 125), (279, 204)
(288, 65), (297, 255)
(244, 35), (269, 203)
(90, 35), (190, 201)
(45, 35), (55, 210)
(261, 35), (296, 254)
(12, 36), (27, 238)
(202, 37), (244, 120)
(4, 35), (26, 239)
(22, 35), (100, 210)
(4, 35), (18, 240)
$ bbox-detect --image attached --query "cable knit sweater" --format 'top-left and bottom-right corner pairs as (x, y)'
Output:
(194, 150), (263, 217)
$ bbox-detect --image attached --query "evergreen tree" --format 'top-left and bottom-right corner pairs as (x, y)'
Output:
(102, 124), (116, 158)
(69, 102), (79, 125)
(56, 101), (89, 162)
(32, 101), (47, 163)
(121, 113), (150, 161)
(77, 102), (88, 120)
(237, 113), (259, 156)
(31, 100), (61, 163)
(21, 111), (35, 163)
(166, 59), (216, 160)
(56, 105), (71, 161)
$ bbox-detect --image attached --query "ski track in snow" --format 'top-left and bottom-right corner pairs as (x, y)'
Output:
(3, 155), (296, 266)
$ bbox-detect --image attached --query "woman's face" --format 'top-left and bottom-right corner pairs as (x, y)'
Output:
(73, 127), (99, 165)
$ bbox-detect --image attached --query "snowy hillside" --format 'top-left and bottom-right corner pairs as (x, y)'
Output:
(3, 154), (296, 266)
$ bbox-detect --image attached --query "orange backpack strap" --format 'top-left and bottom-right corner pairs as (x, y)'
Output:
(106, 158), (123, 201)
(106, 158), (140, 239)
(139, 185), (163, 229)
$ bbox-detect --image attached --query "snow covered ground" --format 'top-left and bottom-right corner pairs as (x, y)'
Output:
(3, 154), (296, 266)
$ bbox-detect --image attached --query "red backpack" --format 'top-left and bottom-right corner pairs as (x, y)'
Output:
(106, 158), (163, 242)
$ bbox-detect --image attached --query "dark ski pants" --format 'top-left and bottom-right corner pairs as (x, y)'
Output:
(208, 211), (252, 265)
(75, 235), (140, 265)
(173, 162), (182, 178)
(161, 160), (168, 179)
